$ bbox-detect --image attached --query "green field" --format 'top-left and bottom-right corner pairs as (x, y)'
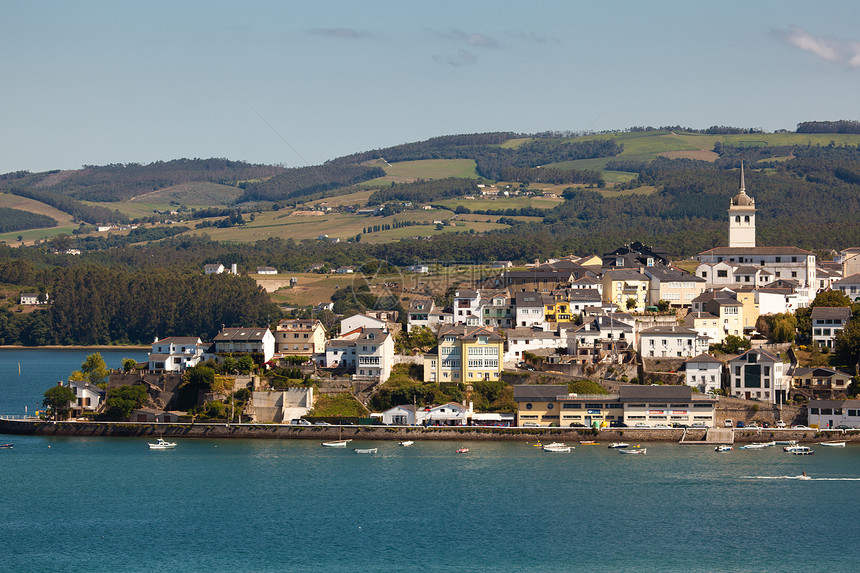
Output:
(361, 159), (479, 186)
(433, 196), (563, 211)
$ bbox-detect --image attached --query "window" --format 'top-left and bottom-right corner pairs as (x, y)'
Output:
(717, 270), (728, 278)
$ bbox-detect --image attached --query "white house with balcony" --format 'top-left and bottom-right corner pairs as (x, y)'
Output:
(354, 329), (395, 382)
(212, 327), (275, 364)
(811, 306), (851, 349)
(148, 336), (205, 372)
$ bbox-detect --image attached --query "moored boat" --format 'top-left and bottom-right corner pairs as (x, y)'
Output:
(784, 443), (806, 452)
(0, 443), (12, 449)
(353, 447), (377, 454)
(819, 441), (846, 447)
(398, 440), (414, 447)
(714, 445), (733, 452)
(322, 440), (351, 447)
(792, 446), (814, 455)
(607, 442), (629, 449)
(618, 448), (646, 455)
(740, 443), (769, 450)
(579, 440), (599, 445)
(456, 448), (469, 454)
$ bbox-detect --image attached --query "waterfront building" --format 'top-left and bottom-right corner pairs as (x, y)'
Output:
(619, 385), (717, 427)
(791, 367), (854, 400)
(727, 348), (788, 404)
(683, 354), (723, 394)
(808, 399), (860, 428)
(213, 327), (276, 364)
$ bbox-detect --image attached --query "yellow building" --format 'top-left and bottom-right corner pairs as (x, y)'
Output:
(424, 325), (504, 384)
(543, 297), (572, 323)
(275, 319), (327, 356)
(602, 269), (650, 313)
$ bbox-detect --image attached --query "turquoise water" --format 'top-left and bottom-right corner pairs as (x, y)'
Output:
(1, 437), (859, 572)
(0, 348), (149, 417)
(2, 350), (860, 571)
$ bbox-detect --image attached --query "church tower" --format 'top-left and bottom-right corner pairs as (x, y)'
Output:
(728, 160), (755, 248)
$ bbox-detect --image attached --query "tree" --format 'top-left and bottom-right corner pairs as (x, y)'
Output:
(811, 291), (852, 308)
(568, 379), (609, 395)
(102, 385), (148, 420)
(69, 353), (109, 387)
(710, 334), (751, 355)
(657, 300), (670, 312)
(835, 319), (860, 374)
(121, 358), (138, 373)
(43, 385), (76, 420)
(626, 297), (636, 310)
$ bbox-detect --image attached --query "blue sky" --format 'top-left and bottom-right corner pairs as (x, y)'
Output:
(2, 0), (860, 174)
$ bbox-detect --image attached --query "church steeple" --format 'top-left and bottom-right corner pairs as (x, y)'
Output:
(728, 159), (755, 247)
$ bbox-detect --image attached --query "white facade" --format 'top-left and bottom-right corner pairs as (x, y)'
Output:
(68, 380), (104, 412)
(811, 307), (851, 349)
(381, 405), (418, 425)
(639, 326), (709, 358)
(213, 327), (276, 364)
(808, 399), (860, 429)
(504, 329), (564, 363)
(355, 329), (395, 382)
(683, 354), (723, 394)
(832, 273), (860, 302)
(341, 314), (386, 334)
(728, 349), (788, 404)
(148, 336), (205, 372)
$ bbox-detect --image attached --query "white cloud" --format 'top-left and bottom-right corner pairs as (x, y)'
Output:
(774, 26), (860, 68)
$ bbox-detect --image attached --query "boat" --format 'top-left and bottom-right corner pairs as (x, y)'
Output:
(543, 443), (572, 452)
(353, 447), (377, 454)
(714, 445), (733, 452)
(784, 443), (806, 452)
(0, 443), (12, 449)
(148, 437), (176, 450)
(398, 440), (414, 447)
(321, 440), (351, 447)
(579, 440), (599, 445)
(618, 448), (646, 455)
(607, 442), (629, 449)
(792, 446), (814, 455)
(739, 443), (769, 450)
(774, 440), (796, 445)
(819, 441), (846, 447)
(532, 442), (543, 447)
(456, 448), (469, 454)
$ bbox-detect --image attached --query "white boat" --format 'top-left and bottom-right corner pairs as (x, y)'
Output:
(714, 445), (733, 452)
(321, 440), (351, 447)
(353, 447), (377, 454)
(398, 440), (414, 447)
(543, 444), (572, 453)
(740, 443), (769, 450)
(784, 443), (806, 452)
(792, 446), (814, 455)
(543, 442), (566, 448)
(607, 442), (629, 449)
(148, 437), (176, 450)
(618, 448), (646, 455)
(819, 441), (846, 447)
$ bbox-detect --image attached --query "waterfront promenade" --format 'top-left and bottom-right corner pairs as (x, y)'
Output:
(1, 418), (856, 443)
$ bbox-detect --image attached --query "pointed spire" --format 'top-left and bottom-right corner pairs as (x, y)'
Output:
(739, 159), (745, 193)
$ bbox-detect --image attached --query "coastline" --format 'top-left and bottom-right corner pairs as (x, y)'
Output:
(1, 419), (853, 443)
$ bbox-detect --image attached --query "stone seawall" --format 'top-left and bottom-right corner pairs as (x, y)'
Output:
(2, 420), (857, 443)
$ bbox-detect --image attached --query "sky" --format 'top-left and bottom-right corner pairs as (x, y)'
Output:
(3, 0), (860, 174)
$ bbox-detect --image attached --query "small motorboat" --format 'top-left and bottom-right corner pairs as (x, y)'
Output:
(740, 443), (769, 450)
(579, 440), (599, 445)
(456, 448), (469, 454)
(543, 443), (572, 452)
(607, 442), (629, 449)
(0, 443), (13, 449)
(532, 442), (543, 447)
(714, 445), (733, 452)
(353, 447), (377, 454)
(321, 440), (351, 447)
(148, 437), (176, 450)
(819, 441), (846, 447)
(398, 440), (414, 447)
(784, 443), (806, 452)
(618, 448), (646, 455)
(792, 446), (814, 455)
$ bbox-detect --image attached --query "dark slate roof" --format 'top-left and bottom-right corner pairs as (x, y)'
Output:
(515, 292), (544, 307)
(640, 325), (701, 336)
(155, 336), (202, 345)
(684, 353), (723, 365)
(215, 327), (271, 342)
(792, 367), (852, 378)
(618, 385), (693, 402)
(811, 306), (851, 320)
(833, 273), (860, 286)
(513, 385), (567, 402)
(568, 289), (601, 302)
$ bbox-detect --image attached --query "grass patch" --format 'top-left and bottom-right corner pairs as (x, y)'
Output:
(434, 196), (563, 211)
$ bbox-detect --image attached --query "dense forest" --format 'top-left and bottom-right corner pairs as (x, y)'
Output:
(0, 262), (277, 345)
(236, 164), (385, 203)
(366, 178), (480, 206)
(0, 208), (57, 233)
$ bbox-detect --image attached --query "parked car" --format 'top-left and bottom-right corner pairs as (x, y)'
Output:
(569, 422), (586, 428)
(837, 424), (853, 430)
(290, 419), (312, 426)
(746, 422), (759, 429)
(672, 423), (688, 428)
(314, 421), (332, 426)
(691, 423), (707, 428)
(736, 421), (745, 428)
(775, 420), (787, 428)
(654, 423), (671, 428)
(792, 425), (811, 429)
(634, 422), (650, 428)
(610, 420), (628, 428)
(522, 421), (541, 427)
(724, 419), (733, 428)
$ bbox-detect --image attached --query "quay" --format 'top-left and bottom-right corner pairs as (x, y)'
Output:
(1, 419), (856, 443)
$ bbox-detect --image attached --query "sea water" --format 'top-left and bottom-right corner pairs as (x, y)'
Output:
(2, 351), (860, 572)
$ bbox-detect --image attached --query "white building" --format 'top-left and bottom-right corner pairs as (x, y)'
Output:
(381, 405), (419, 425)
(811, 306), (851, 349)
(514, 291), (547, 328)
(727, 348), (788, 404)
(808, 399), (860, 429)
(341, 313), (387, 334)
(832, 273), (860, 302)
(423, 402), (471, 426)
(212, 327), (276, 364)
(256, 266), (278, 275)
(728, 161), (756, 248)
(504, 328), (565, 363)
(148, 336), (205, 372)
(683, 354), (723, 394)
(68, 380), (105, 413)
(204, 263), (225, 274)
(639, 326), (710, 358)
(354, 329), (395, 382)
